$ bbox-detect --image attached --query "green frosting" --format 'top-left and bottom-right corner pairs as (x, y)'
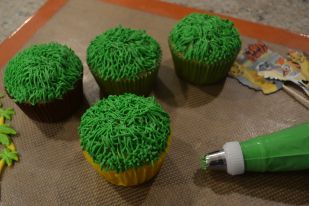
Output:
(87, 26), (161, 81)
(4, 42), (83, 105)
(169, 13), (241, 64)
(79, 93), (170, 173)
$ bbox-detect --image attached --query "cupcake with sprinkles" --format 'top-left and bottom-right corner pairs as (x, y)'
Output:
(87, 26), (161, 96)
(4, 42), (83, 122)
(79, 93), (171, 186)
(169, 13), (241, 85)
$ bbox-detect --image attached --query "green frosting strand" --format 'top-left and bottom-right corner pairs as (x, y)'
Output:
(169, 13), (241, 64)
(87, 26), (161, 81)
(4, 43), (83, 105)
(79, 93), (170, 173)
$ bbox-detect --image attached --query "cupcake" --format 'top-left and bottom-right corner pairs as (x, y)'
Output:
(87, 26), (161, 96)
(79, 93), (171, 186)
(4, 42), (83, 122)
(168, 13), (241, 85)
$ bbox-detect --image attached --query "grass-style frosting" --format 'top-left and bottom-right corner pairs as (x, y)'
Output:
(169, 13), (241, 64)
(4, 42), (83, 105)
(79, 93), (170, 173)
(87, 26), (161, 81)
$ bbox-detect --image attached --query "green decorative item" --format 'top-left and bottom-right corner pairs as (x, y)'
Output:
(0, 148), (18, 167)
(0, 108), (15, 120)
(0, 134), (11, 146)
(0, 93), (18, 176)
(201, 122), (309, 175)
(169, 13), (241, 85)
(87, 26), (162, 96)
(3, 42), (84, 122)
(79, 93), (170, 173)
(0, 125), (17, 135)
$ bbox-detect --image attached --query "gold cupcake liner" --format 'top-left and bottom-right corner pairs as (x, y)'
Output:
(91, 66), (159, 97)
(83, 134), (171, 186)
(169, 43), (239, 85)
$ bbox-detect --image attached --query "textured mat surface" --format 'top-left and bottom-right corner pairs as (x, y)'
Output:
(1, 0), (308, 205)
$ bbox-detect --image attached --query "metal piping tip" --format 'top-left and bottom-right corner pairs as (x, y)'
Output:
(200, 150), (227, 171)
(200, 155), (208, 170)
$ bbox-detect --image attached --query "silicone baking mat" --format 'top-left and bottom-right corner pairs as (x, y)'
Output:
(0, 0), (309, 205)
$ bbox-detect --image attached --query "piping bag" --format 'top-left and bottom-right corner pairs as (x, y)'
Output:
(201, 122), (309, 175)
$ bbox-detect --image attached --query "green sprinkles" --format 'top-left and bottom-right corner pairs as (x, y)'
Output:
(79, 93), (170, 173)
(87, 26), (161, 81)
(169, 13), (241, 64)
(4, 42), (83, 105)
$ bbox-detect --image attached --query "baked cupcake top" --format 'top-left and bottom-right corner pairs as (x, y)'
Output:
(87, 26), (161, 81)
(4, 42), (83, 105)
(169, 13), (241, 64)
(79, 93), (170, 173)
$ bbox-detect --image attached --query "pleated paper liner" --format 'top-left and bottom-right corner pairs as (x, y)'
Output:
(6, 79), (84, 122)
(82, 135), (171, 186)
(91, 67), (159, 97)
(169, 42), (239, 85)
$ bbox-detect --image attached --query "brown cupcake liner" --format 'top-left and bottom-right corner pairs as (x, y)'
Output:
(169, 42), (239, 85)
(91, 67), (159, 97)
(7, 79), (84, 122)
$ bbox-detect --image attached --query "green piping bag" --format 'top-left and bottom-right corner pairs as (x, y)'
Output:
(201, 122), (309, 175)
